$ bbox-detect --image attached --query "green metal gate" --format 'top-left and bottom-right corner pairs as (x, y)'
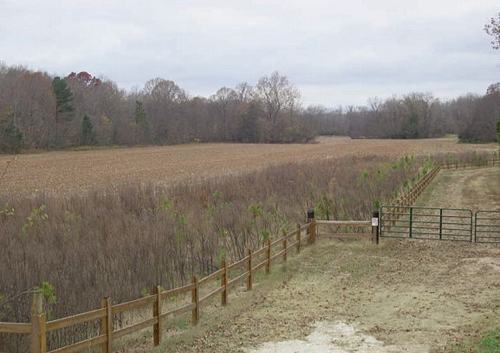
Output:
(380, 206), (473, 242)
(475, 211), (500, 244)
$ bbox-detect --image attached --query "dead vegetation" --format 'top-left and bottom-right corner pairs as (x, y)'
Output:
(0, 156), (425, 351)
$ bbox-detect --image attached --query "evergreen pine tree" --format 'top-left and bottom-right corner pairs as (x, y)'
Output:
(133, 101), (150, 143)
(1, 122), (24, 153)
(52, 77), (74, 115)
(81, 115), (96, 145)
(52, 77), (74, 147)
(134, 101), (146, 125)
(0, 108), (24, 153)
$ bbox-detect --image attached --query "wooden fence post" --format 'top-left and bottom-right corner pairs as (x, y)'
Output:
(246, 249), (252, 291)
(100, 297), (112, 353)
(191, 277), (199, 324)
(30, 291), (45, 353)
(296, 224), (301, 254)
(38, 313), (46, 353)
(307, 209), (316, 245)
(265, 238), (271, 274)
(372, 211), (380, 245)
(153, 285), (162, 346)
(221, 260), (228, 306)
(282, 230), (287, 262)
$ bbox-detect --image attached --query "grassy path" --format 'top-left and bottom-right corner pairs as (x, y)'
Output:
(416, 167), (500, 211)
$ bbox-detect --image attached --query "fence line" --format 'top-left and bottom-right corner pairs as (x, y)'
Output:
(1, 220), (317, 353)
(395, 164), (441, 207)
(442, 158), (499, 169)
(389, 160), (498, 224)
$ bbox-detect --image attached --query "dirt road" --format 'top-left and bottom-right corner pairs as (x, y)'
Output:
(151, 167), (500, 353)
(156, 238), (500, 353)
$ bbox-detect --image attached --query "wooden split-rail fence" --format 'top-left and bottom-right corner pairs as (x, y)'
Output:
(2, 220), (323, 353)
(1, 159), (497, 352)
(395, 165), (441, 208)
(442, 158), (499, 169)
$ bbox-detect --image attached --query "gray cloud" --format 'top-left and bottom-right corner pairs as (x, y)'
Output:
(1, 0), (499, 107)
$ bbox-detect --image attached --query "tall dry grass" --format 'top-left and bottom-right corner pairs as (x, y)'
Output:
(1, 151), (495, 351)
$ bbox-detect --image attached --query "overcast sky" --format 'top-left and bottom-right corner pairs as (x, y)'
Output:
(1, 0), (499, 107)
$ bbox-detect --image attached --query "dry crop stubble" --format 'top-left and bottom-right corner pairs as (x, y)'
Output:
(0, 137), (496, 197)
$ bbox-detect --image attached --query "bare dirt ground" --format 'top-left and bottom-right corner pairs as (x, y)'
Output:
(0, 137), (496, 197)
(149, 166), (500, 353)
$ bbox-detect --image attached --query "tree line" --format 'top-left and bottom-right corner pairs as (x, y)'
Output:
(309, 88), (500, 142)
(0, 66), (312, 152)
(0, 62), (499, 153)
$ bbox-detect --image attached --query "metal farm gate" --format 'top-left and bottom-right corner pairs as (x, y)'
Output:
(380, 206), (473, 242)
(475, 211), (500, 244)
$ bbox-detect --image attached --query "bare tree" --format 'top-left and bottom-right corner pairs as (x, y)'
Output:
(0, 66), (55, 149)
(17, 72), (55, 148)
(460, 92), (500, 142)
(235, 82), (252, 103)
(401, 92), (441, 138)
(485, 13), (500, 146)
(143, 78), (187, 105)
(253, 71), (300, 142)
(487, 82), (500, 95)
(210, 87), (237, 140)
(485, 12), (500, 50)
(142, 78), (187, 143)
(442, 94), (479, 134)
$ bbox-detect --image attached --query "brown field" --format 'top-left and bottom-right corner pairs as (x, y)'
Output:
(0, 137), (497, 196)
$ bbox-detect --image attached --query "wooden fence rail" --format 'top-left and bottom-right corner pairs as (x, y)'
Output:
(396, 165), (441, 207)
(382, 164), (441, 230)
(316, 220), (372, 238)
(1, 221), (314, 353)
(442, 158), (499, 169)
